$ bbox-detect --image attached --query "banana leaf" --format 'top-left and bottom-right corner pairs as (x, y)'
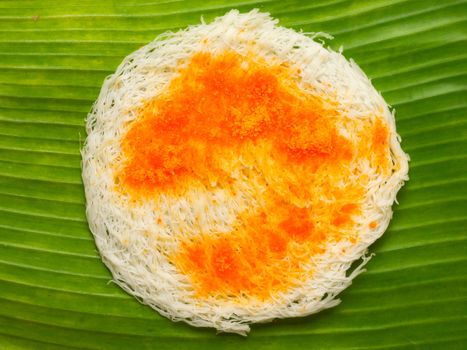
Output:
(0, 0), (466, 348)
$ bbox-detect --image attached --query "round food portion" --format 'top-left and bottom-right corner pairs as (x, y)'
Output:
(82, 9), (409, 335)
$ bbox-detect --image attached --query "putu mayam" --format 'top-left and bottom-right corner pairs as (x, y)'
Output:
(82, 9), (409, 335)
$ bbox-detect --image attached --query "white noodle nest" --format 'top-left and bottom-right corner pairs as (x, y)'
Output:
(82, 9), (409, 335)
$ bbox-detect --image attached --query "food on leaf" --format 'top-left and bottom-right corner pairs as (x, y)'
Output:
(82, 9), (409, 335)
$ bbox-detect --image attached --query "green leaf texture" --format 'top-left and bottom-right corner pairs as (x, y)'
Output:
(0, 0), (466, 349)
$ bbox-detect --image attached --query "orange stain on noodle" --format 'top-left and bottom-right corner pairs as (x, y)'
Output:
(118, 51), (390, 299)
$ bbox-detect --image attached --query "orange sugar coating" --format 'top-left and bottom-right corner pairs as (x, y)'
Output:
(369, 221), (378, 229)
(118, 50), (391, 300)
(372, 118), (391, 173)
(120, 51), (353, 193)
(177, 201), (325, 300)
(174, 193), (364, 300)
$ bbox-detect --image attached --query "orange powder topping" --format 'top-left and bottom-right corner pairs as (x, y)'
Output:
(118, 50), (391, 300)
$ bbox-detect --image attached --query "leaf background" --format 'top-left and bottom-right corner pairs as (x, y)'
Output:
(0, 0), (466, 349)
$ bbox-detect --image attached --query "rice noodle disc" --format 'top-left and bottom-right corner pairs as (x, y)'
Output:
(82, 9), (409, 335)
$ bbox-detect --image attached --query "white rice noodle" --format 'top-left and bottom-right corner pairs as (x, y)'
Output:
(82, 9), (409, 335)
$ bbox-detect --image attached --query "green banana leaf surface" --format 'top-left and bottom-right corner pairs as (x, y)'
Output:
(0, 0), (466, 349)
